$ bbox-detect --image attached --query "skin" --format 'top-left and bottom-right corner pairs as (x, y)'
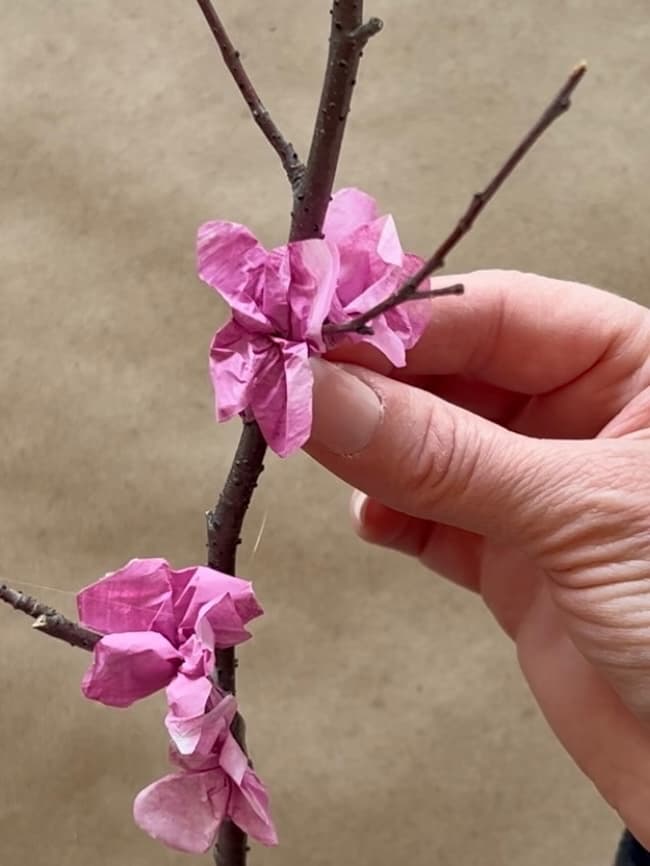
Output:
(305, 270), (650, 846)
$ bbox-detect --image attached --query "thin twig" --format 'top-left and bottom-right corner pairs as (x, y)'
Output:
(195, 0), (305, 189)
(290, 7), (383, 240)
(0, 583), (100, 651)
(324, 61), (587, 336)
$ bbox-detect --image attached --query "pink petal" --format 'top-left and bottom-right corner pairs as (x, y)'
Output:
(165, 681), (233, 756)
(287, 238), (339, 346)
(197, 221), (271, 332)
(77, 558), (176, 640)
(219, 733), (278, 845)
(323, 188), (379, 244)
(250, 340), (313, 458)
(228, 768), (278, 846)
(195, 593), (253, 651)
(81, 632), (181, 708)
(166, 668), (213, 725)
(209, 323), (271, 423)
(133, 769), (228, 854)
(174, 567), (263, 640)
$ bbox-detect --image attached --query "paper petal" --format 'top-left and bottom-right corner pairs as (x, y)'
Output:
(228, 768), (278, 846)
(134, 769), (228, 854)
(197, 221), (271, 333)
(250, 340), (313, 458)
(174, 567), (263, 642)
(166, 690), (237, 757)
(287, 238), (340, 346)
(323, 188), (379, 244)
(195, 593), (253, 651)
(77, 558), (176, 641)
(81, 632), (181, 708)
(209, 322), (269, 422)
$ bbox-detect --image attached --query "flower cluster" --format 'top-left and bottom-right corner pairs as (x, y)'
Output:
(77, 558), (276, 853)
(197, 187), (430, 456)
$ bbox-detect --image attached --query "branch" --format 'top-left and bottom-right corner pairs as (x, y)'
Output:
(0, 583), (100, 651)
(323, 61), (587, 336)
(205, 3), (383, 864)
(195, 0), (305, 189)
(290, 6), (383, 240)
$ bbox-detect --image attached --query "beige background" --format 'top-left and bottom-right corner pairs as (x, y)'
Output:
(2, 1), (649, 864)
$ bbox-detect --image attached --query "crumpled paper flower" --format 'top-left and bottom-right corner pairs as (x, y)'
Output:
(76, 558), (277, 852)
(197, 187), (431, 457)
(134, 691), (277, 853)
(77, 558), (262, 714)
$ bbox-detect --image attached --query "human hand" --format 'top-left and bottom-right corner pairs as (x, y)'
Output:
(305, 269), (650, 846)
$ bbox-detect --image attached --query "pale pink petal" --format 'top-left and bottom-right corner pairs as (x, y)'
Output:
(77, 558), (176, 640)
(197, 221), (271, 332)
(133, 769), (228, 854)
(165, 682), (234, 755)
(250, 340), (312, 458)
(323, 188), (379, 244)
(209, 324), (270, 422)
(287, 238), (340, 346)
(228, 768), (278, 846)
(219, 732), (278, 844)
(81, 632), (181, 708)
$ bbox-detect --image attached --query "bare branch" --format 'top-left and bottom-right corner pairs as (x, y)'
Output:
(324, 62), (587, 336)
(0, 583), (100, 651)
(195, 0), (304, 189)
(290, 2), (384, 240)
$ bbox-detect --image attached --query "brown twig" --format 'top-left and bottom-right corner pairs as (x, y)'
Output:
(290, 7), (383, 240)
(194, 0), (304, 189)
(323, 61), (587, 336)
(0, 583), (100, 650)
(205, 3), (383, 864)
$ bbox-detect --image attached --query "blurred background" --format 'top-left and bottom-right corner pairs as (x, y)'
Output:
(2, 1), (649, 864)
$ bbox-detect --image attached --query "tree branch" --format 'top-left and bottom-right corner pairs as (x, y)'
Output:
(290, 6), (383, 240)
(323, 61), (587, 336)
(195, 0), (305, 189)
(0, 583), (100, 651)
(206, 3), (383, 864)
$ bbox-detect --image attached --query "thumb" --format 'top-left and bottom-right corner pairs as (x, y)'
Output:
(306, 358), (571, 549)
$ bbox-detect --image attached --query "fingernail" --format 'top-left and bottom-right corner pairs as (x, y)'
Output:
(309, 358), (382, 455)
(349, 489), (368, 528)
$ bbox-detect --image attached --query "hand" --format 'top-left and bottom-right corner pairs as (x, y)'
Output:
(305, 269), (650, 846)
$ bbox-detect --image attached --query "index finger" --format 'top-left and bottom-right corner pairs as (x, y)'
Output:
(404, 269), (649, 394)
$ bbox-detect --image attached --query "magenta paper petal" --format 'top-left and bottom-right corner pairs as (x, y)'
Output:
(323, 187), (379, 244)
(77, 558), (176, 641)
(197, 221), (271, 333)
(195, 593), (253, 651)
(82, 632), (181, 708)
(166, 691), (237, 757)
(209, 321), (269, 422)
(251, 339), (312, 458)
(287, 239), (339, 346)
(174, 567), (263, 641)
(219, 732), (278, 845)
(228, 768), (278, 846)
(134, 769), (229, 854)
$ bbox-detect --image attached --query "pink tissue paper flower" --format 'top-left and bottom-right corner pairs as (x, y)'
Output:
(77, 558), (277, 851)
(134, 690), (277, 853)
(77, 558), (262, 714)
(197, 187), (431, 457)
